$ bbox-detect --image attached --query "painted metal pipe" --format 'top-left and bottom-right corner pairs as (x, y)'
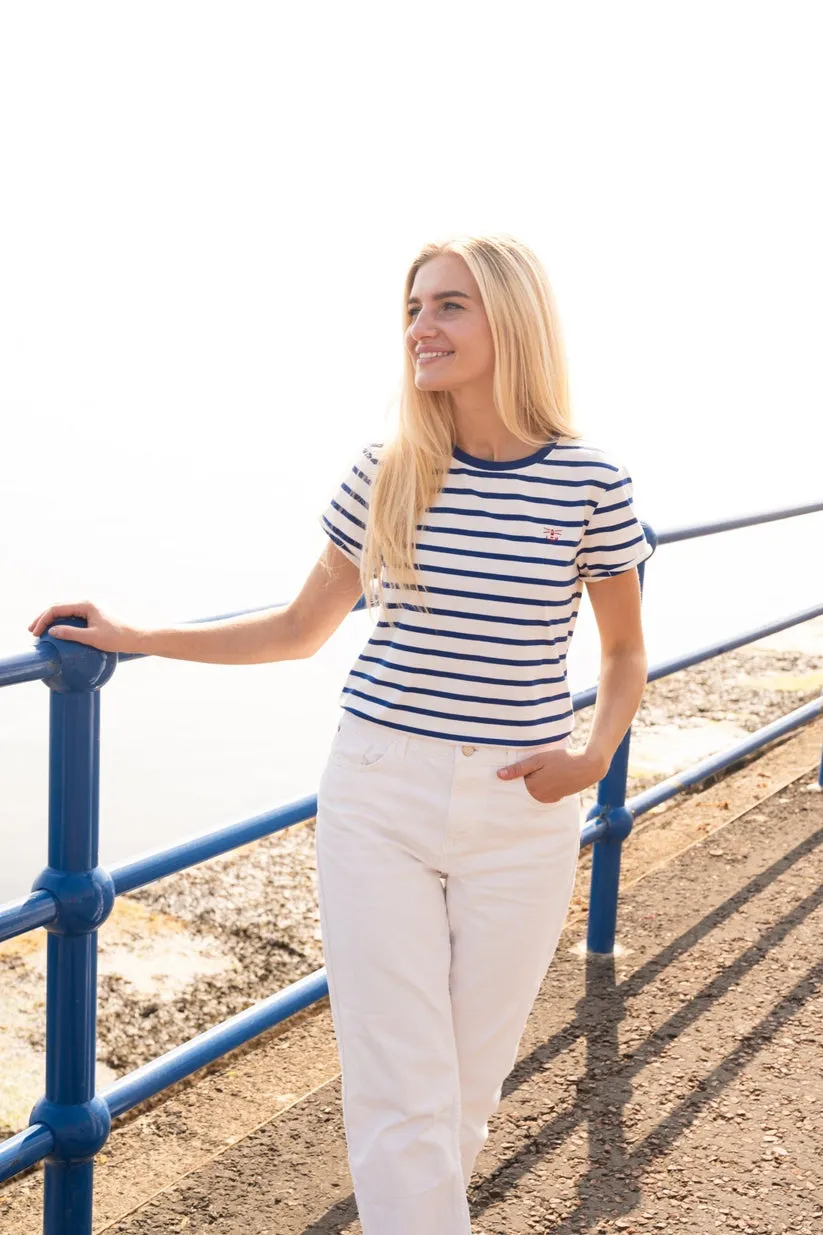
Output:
(585, 527), (655, 955)
(0, 1122), (55, 1184)
(0, 889), (58, 943)
(103, 967), (329, 1119)
(27, 623), (117, 1235)
(110, 795), (317, 895)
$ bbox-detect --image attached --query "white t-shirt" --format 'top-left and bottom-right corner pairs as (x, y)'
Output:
(320, 437), (653, 748)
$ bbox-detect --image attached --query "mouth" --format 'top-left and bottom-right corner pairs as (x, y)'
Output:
(416, 350), (454, 366)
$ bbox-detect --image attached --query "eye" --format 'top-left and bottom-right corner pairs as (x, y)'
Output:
(406, 301), (464, 319)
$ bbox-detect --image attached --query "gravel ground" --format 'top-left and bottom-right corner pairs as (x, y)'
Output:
(91, 642), (822, 1079)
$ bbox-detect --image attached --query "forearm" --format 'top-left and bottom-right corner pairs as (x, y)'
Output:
(583, 648), (648, 775)
(133, 606), (303, 665)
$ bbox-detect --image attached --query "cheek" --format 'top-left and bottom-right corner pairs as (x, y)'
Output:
(458, 322), (494, 370)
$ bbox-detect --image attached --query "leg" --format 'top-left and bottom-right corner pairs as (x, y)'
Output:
(447, 791), (581, 1185)
(316, 758), (472, 1235)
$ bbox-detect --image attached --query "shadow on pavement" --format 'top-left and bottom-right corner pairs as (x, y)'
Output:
(301, 824), (823, 1234)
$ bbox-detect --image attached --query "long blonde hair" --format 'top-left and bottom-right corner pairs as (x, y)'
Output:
(360, 233), (582, 624)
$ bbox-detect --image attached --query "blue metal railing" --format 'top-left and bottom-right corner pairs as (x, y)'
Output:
(1, 500), (822, 1233)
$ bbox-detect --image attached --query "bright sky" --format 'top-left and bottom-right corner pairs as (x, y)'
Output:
(2, 3), (821, 613)
(1, 4), (821, 891)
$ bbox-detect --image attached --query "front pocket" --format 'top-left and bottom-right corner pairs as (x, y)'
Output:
(517, 774), (545, 806)
(328, 722), (399, 771)
(514, 776), (581, 812)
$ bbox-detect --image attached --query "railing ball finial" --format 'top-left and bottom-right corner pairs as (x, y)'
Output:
(37, 618), (118, 694)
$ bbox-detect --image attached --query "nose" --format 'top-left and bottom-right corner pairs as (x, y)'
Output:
(408, 306), (439, 341)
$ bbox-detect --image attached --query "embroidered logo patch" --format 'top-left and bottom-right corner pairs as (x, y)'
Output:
(543, 526), (562, 542)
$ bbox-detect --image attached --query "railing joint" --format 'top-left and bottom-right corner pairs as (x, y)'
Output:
(30, 865), (116, 936)
(28, 1097), (111, 1163)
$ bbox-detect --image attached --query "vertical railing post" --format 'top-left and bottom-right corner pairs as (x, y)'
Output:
(29, 622), (117, 1235)
(586, 523), (656, 955)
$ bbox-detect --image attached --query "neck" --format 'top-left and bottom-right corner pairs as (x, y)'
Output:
(450, 386), (533, 462)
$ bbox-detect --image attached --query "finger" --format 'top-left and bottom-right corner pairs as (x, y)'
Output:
(32, 603), (89, 637)
(498, 760), (527, 779)
(47, 626), (92, 645)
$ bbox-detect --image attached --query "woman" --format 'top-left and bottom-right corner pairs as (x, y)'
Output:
(29, 234), (651, 1235)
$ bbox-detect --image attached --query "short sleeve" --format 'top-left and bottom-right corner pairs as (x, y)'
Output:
(319, 443), (382, 568)
(576, 461), (653, 580)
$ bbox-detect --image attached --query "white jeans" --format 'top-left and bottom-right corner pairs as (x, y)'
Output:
(315, 710), (581, 1235)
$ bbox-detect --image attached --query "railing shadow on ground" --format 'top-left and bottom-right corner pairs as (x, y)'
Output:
(1, 499), (823, 1235)
(299, 821), (823, 1234)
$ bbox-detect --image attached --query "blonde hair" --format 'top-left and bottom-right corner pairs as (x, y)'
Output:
(360, 233), (582, 624)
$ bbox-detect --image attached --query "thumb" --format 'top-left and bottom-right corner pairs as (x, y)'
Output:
(47, 625), (92, 645)
(497, 755), (541, 780)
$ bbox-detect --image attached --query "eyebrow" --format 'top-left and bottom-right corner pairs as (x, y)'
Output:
(406, 289), (472, 306)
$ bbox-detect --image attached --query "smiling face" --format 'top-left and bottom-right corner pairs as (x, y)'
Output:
(405, 254), (496, 393)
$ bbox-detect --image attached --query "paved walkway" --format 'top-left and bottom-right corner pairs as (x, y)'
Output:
(104, 756), (823, 1234)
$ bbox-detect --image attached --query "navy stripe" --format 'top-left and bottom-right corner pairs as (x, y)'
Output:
(583, 495), (634, 520)
(577, 532), (646, 557)
(340, 706), (571, 748)
(415, 541), (577, 564)
(383, 583), (583, 609)
(411, 561), (577, 589)
(376, 620), (570, 648)
(328, 495), (366, 531)
(418, 523), (585, 545)
(582, 560), (639, 575)
(435, 502), (597, 521)
(447, 461), (619, 483)
(342, 481), (369, 511)
(321, 516), (362, 555)
(441, 479), (612, 502)
(385, 603), (575, 630)
(356, 651), (565, 688)
(348, 669), (568, 709)
(366, 637), (564, 668)
(342, 686), (575, 728)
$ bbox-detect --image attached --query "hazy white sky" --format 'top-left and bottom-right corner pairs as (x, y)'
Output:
(1, 2), (822, 894)
(3, 3), (821, 620)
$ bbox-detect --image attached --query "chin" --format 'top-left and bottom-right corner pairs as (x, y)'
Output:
(415, 374), (455, 392)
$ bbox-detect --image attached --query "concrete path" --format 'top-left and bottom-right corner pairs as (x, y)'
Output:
(99, 733), (823, 1235)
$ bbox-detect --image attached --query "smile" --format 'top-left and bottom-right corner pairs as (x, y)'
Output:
(417, 351), (454, 364)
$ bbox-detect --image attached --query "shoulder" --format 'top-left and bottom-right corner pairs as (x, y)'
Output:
(360, 442), (384, 470)
(549, 436), (631, 483)
(334, 441), (384, 498)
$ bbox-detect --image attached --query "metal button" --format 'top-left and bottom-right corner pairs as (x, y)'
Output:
(460, 745), (476, 756)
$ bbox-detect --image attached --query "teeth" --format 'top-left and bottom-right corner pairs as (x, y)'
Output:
(418, 351), (452, 359)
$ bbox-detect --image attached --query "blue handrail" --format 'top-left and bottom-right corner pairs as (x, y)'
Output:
(1, 497), (822, 1234)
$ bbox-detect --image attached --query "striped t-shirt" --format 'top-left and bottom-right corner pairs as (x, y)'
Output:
(320, 437), (653, 748)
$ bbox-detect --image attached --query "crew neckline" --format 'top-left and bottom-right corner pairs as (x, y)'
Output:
(451, 439), (558, 471)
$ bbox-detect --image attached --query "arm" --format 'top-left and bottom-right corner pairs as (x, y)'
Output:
(581, 567), (649, 776)
(496, 567), (648, 800)
(28, 540), (364, 665)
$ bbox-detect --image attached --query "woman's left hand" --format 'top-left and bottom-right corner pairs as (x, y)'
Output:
(497, 747), (606, 803)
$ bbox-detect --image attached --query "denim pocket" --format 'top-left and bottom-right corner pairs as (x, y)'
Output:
(328, 716), (402, 771)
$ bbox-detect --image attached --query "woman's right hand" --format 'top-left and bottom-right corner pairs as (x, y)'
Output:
(28, 602), (141, 654)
